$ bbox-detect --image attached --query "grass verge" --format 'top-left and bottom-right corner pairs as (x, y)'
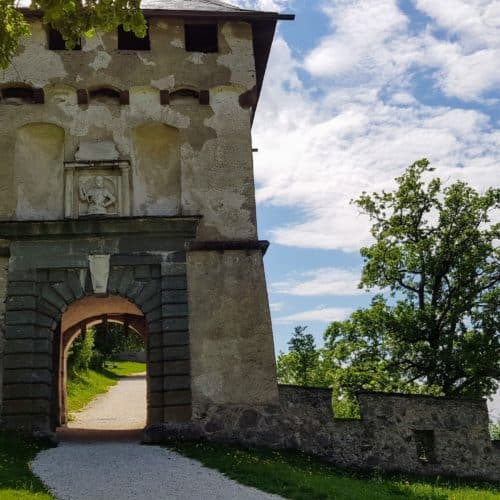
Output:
(170, 441), (500, 500)
(67, 361), (145, 415)
(0, 430), (54, 500)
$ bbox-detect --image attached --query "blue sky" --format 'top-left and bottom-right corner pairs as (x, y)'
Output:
(235, 0), (500, 416)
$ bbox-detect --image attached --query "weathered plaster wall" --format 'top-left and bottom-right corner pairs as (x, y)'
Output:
(0, 18), (257, 239)
(187, 250), (279, 410)
(14, 123), (65, 219)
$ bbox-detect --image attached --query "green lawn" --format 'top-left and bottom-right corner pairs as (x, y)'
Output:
(0, 430), (53, 500)
(170, 442), (500, 500)
(67, 361), (146, 415)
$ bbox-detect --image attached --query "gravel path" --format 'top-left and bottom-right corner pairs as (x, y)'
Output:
(68, 373), (147, 430)
(32, 374), (281, 500)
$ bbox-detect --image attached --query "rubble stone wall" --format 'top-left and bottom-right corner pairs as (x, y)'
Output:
(145, 386), (500, 482)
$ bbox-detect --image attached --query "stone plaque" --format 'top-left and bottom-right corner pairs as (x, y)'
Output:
(64, 161), (131, 218)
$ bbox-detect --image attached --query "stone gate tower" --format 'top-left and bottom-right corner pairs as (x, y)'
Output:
(0, 0), (293, 434)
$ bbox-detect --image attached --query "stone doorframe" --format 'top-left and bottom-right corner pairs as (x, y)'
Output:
(0, 217), (200, 435)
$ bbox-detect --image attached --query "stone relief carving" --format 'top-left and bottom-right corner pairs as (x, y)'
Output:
(79, 176), (117, 215)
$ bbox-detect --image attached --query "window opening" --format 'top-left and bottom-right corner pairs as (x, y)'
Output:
(1, 87), (43, 104)
(185, 24), (218, 53)
(118, 24), (150, 50)
(48, 27), (81, 51)
(89, 88), (121, 104)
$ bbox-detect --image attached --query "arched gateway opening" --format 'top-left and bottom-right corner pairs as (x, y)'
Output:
(56, 295), (147, 429)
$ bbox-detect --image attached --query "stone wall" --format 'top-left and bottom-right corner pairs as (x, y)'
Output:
(145, 386), (500, 482)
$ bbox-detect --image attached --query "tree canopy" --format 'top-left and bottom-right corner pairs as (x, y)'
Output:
(277, 160), (499, 416)
(0, 1), (146, 68)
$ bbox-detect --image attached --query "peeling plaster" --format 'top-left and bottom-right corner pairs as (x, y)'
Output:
(170, 38), (184, 48)
(138, 54), (156, 66)
(151, 75), (175, 89)
(83, 33), (106, 52)
(90, 51), (112, 71)
(187, 53), (205, 65)
(0, 42), (67, 86)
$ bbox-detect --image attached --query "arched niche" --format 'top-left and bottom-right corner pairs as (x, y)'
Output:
(14, 123), (65, 219)
(131, 123), (181, 215)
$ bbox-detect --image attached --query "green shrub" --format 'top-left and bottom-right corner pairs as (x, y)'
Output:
(490, 419), (500, 440)
(68, 327), (95, 374)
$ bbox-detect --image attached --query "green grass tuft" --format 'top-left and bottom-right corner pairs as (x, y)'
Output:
(0, 430), (54, 500)
(169, 441), (500, 500)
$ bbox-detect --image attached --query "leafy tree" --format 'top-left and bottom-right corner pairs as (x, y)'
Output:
(490, 419), (500, 440)
(0, 1), (146, 68)
(67, 327), (96, 375)
(277, 326), (323, 386)
(346, 159), (499, 397)
(93, 322), (144, 360)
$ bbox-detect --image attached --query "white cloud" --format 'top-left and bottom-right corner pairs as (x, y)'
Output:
(273, 267), (365, 296)
(231, 0), (293, 11)
(275, 307), (353, 324)
(269, 301), (285, 312)
(250, 0), (500, 252)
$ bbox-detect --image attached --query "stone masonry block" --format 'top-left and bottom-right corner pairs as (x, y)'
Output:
(4, 353), (52, 370)
(41, 284), (67, 311)
(3, 383), (51, 399)
(7, 282), (38, 297)
(164, 390), (192, 407)
(2, 398), (50, 415)
(6, 310), (37, 325)
(161, 276), (187, 290)
(148, 331), (162, 348)
(149, 362), (163, 377)
(162, 303), (188, 318)
(163, 345), (190, 361)
(6, 296), (37, 311)
(134, 265), (151, 280)
(161, 290), (188, 304)
(107, 267), (124, 293)
(48, 270), (66, 282)
(163, 318), (189, 331)
(52, 282), (74, 304)
(145, 308), (162, 324)
(147, 320), (162, 334)
(8, 271), (35, 282)
(66, 271), (85, 300)
(149, 348), (163, 363)
(162, 331), (189, 347)
(135, 280), (160, 307)
(161, 263), (186, 277)
(37, 299), (61, 319)
(118, 268), (135, 296)
(164, 360), (190, 376)
(141, 294), (161, 315)
(3, 339), (34, 353)
(3, 368), (51, 385)
(149, 377), (164, 393)
(5, 325), (52, 340)
(126, 282), (145, 301)
(164, 404), (191, 422)
(164, 376), (190, 391)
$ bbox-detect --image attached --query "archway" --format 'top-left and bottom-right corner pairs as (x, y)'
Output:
(56, 295), (147, 429)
